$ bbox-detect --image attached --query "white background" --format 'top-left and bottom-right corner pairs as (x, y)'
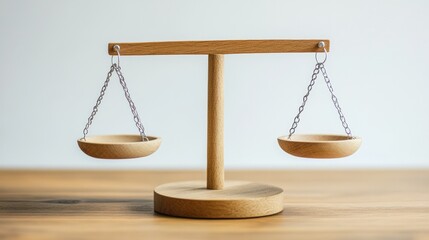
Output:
(1, 0), (428, 169)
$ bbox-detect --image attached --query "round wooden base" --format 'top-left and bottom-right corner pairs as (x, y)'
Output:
(154, 181), (284, 219)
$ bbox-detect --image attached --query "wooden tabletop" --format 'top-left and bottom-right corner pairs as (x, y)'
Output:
(1, 170), (428, 240)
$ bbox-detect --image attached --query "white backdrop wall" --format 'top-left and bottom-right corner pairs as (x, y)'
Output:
(1, 0), (428, 169)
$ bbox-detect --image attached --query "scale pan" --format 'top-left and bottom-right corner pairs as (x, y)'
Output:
(277, 134), (361, 158)
(77, 135), (161, 159)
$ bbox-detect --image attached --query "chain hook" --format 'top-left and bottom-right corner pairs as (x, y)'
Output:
(111, 45), (121, 67)
(315, 41), (327, 64)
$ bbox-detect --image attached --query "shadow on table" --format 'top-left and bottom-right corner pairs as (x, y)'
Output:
(0, 197), (161, 217)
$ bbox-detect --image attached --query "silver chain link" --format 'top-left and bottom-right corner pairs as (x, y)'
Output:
(288, 62), (353, 139)
(114, 64), (149, 141)
(319, 63), (352, 138)
(81, 63), (148, 141)
(288, 63), (320, 138)
(82, 65), (114, 140)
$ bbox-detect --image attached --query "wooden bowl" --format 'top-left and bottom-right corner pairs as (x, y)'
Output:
(77, 135), (161, 159)
(277, 134), (361, 158)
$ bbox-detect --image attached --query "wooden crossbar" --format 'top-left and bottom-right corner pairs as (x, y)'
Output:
(108, 39), (330, 55)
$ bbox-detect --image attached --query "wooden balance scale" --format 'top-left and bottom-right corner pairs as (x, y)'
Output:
(77, 39), (362, 219)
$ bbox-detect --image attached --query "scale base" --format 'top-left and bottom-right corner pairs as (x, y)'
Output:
(154, 181), (284, 218)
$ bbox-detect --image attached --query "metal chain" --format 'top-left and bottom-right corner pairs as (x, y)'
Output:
(288, 63), (321, 138)
(82, 65), (115, 140)
(319, 63), (353, 138)
(81, 63), (149, 141)
(113, 64), (149, 141)
(288, 62), (353, 139)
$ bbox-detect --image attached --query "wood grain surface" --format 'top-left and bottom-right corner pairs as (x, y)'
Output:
(0, 170), (428, 240)
(207, 54), (224, 190)
(277, 134), (362, 158)
(77, 135), (161, 159)
(108, 40), (330, 55)
(154, 180), (284, 218)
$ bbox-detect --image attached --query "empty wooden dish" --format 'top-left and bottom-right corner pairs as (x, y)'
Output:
(277, 134), (361, 158)
(77, 135), (161, 159)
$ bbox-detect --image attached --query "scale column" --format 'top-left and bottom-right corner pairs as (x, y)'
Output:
(207, 54), (224, 190)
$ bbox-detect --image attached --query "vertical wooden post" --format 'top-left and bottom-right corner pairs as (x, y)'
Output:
(207, 54), (224, 190)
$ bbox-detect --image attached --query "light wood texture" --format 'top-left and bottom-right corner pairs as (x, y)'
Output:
(207, 54), (224, 190)
(1, 170), (428, 240)
(277, 134), (362, 158)
(154, 181), (283, 218)
(108, 40), (330, 55)
(77, 135), (161, 159)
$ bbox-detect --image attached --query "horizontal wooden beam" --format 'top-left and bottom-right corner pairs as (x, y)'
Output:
(108, 40), (330, 56)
